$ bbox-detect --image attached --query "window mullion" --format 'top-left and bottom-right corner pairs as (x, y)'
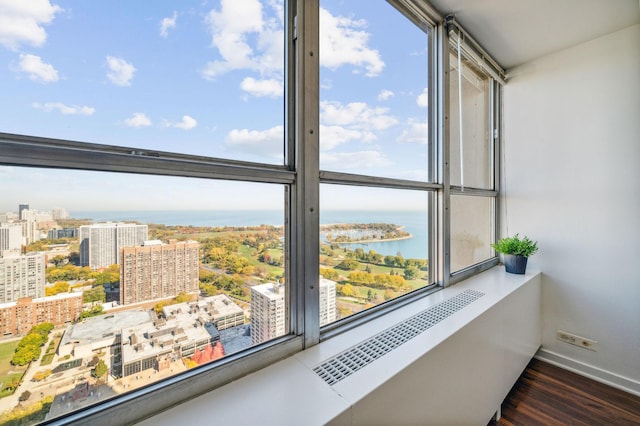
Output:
(293, 0), (320, 348)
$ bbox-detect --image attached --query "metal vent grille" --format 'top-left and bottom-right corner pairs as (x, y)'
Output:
(313, 289), (485, 386)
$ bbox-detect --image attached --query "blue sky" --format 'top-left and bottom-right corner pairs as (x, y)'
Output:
(0, 0), (430, 212)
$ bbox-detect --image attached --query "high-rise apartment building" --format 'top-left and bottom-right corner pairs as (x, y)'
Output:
(0, 224), (22, 258)
(250, 277), (336, 346)
(319, 277), (337, 325)
(0, 252), (45, 303)
(119, 240), (199, 305)
(79, 222), (148, 269)
(18, 204), (28, 220)
(250, 282), (285, 345)
(51, 207), (69, 220)
(20, 220), (39, 246)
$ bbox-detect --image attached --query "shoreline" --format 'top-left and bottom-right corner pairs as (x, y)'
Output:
(327, 233), (413, 245)
(321, 223), (412, 245)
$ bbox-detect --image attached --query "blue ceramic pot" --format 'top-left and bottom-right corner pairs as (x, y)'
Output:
(504, 254), (528, 274)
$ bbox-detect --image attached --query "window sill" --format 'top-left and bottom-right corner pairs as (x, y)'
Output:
(137, 267), (541, 425)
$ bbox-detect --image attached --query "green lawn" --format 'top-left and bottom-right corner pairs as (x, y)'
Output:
(237, 245), (284, 276)
(0, 340), (27, 399)
(0, 340), (20, 375)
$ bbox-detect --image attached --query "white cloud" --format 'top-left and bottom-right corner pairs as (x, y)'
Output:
(319, 7), (384, 77)
(417, 87), (428, 108)
(378, 90), (394, 101)
(320, 125), (369, 151)
(164, 115), (197, 130)
(320, 101), (398, 131)
(396, 119), (428, 144)
(391, 169), (429, 181)
(225, 125), (283, 158)
(32, 101), (95, 115)
(0, 0), (61, 50)
(321, 150), (392, 170)
(17, 53), (58, 83)
(106, 56), (136, 86)
(240, 77), (282, 97)
(160, 11), (177, 38)
(124, 112), (152, 128)
(201, 0), (284, 81)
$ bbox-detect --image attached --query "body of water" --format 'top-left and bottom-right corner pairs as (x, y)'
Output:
(73, 210), (428, 259)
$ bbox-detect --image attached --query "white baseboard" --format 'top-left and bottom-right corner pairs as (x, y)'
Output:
(535, 348), (640, 397)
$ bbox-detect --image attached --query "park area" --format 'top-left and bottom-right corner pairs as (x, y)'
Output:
(0, 340), (27, 399)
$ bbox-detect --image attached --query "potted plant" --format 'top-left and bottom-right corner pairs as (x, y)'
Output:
(491, 234), (538, 274)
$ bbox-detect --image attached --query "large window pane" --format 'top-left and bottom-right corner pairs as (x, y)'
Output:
(449, 53), (492, 189)
(320, 185), (430, 324)
(450, 195), (494, 272)
(0, 165), (285, 422)
(319, 1), (430, 180)
(0, 2), (284, 164)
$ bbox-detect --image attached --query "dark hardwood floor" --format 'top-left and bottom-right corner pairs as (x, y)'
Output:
(489, 358), (640, 425)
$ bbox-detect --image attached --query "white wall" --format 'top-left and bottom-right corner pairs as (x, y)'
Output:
(503, 24), (640, 393)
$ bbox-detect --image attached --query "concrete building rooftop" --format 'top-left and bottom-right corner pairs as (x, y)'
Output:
(60, 310), (152, 347)
(163, 294), (244, 321)
(121, 315), (218, 363)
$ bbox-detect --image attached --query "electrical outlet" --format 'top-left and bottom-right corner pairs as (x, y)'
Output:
(556, 330), (598, 351)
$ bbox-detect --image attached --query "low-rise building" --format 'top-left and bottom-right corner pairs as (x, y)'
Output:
(162, 294), (244, 331)
(58, 297), (234, 378)
(58, 310), (153, 359)
(121, 314), (219, 377)
(0, 293), (83, 336)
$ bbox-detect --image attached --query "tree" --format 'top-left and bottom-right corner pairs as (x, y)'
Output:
(83, 286), (105, 303)
(12, 345), (40, 366)
(69, 251), (80, 265)
(175, 292), (195, 303)
(383, 289), (395, 300)
(320, 268), (339, 281)
(93, 359), (108, 379)
(335, 259), (359, 271)
(45, 281), (70, 296)
(50, 255), (67, 267)
(32, 369), (52, 382)
(369, 252), (383, 265)
(18, 332), (46, 349)
(404, 265), (420, 280)
(183, 358), (198, 369)
(79, 304), (104, 320)
(339, 284), (355, 297)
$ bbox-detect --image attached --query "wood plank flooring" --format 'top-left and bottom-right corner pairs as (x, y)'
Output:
(489, 358), (640, 425)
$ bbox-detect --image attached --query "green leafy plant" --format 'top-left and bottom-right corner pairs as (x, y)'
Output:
(491, 234), (538, 257)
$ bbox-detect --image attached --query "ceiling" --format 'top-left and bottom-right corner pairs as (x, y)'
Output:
(428, 0), (640, 69)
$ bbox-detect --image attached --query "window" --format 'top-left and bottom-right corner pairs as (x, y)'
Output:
(318, 0), (437, 326)
(320, 185), (430, 323)
(0, 2), (503, 424)
(446, 22), (502, 278)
